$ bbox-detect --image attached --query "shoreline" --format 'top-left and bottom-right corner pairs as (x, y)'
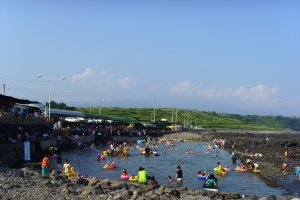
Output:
(0, 167), (299, 200)
(1, 130), (300, 199)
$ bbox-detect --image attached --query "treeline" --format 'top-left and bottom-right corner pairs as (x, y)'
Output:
(229, 114), (300, 131)
(47, 101), (77, 111)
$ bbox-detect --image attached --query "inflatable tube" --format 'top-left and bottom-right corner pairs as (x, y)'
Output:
(75, 135), (79, 139)
(204, 150), (210, 153)
(120, 174), (130, 179)
(239, 169), (248, 172)
(137, 140), (143, 144)
(8, 137), (16, 143)
(129, 175), (138, 181)
(198, 175), (206, 179)
(203, 185), (218, 192)
(66, 167), (77, 177)
(224, 168), (230, 172)
(186, 152), (195, 154)
(108, 164), (116, 169)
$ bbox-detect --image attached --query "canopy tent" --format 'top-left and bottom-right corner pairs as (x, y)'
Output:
(0, 94), (39, 105)
(108, 116), (140, 123)
(84, 113), (112, 120)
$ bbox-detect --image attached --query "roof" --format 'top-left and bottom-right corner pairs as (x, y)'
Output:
(0, 94), (39, 105)
(84, 113), (112, 120)
(84, 113), (140, 123)
(42, 108), (86, 117)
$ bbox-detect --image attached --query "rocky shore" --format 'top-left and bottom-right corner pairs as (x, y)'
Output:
(1, 167), (299, 200)
(1, 130), (300, 200)
(161, 130), (300, 198)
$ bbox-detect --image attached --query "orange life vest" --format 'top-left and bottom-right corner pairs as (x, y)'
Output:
(42, 156), (49, 167)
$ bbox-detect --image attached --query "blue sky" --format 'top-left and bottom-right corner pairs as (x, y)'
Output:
(0, 0), (299, 116)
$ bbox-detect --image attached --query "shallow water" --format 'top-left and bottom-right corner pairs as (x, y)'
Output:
(62, 142), (286, 197)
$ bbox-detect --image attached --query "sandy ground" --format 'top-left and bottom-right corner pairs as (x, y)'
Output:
(161, 130), (299, 140)
(160, 131), (205, 140)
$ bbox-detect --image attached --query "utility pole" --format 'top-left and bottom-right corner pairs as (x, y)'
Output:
(153, 101), (156, 123)
(99, 92), (103, 115)
(171, 108), (173, 123)
(175, 108), (178, 131)
(3, 83), (5, 95)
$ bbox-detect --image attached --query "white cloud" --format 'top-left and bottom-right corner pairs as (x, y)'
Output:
(117, 77), (137, 88)
(199, 84), (280, 108)
(171, 81), (286, 109)
(170, 81), (203, 95)
(69, 68), (138, 89)
(234, 84), (278, 105)
(69, 68), (97, 82)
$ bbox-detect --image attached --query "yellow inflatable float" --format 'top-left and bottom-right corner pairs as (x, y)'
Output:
(129, 175), (138, 181)
(66, 166), (78, 177)
(214, 168), (226, 175)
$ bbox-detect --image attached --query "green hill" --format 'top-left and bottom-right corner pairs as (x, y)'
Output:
(47, 101), (300, 131)
(79, 107), (300, 131)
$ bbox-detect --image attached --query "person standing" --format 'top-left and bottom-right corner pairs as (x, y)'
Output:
(284, 148), (289, 157)
(41, 154), (50, 175)
(295, 163), (300, 180)
(138, 166), (148, 184)
(231, 154), (237, 163)
(282, 161), (288, 173)
(56, 152), (62, 168)
(175, 166), (182, 181)
(61, 159), (71, 176)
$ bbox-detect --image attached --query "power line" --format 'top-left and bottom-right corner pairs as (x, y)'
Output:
(0, 77), (47, 82)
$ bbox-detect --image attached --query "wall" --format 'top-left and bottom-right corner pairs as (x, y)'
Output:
(112, 136), (144, 142)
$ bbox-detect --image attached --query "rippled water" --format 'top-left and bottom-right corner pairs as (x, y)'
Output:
(62, 142), (286, 197)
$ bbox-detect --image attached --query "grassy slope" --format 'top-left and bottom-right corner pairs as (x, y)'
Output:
(79, 107), (300, 130)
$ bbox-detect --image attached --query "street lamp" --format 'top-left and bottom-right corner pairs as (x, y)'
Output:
(37, 75), (65, 118)
(99, 91), (105, 114)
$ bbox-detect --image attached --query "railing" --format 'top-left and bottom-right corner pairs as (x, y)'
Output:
(0, 113), (53, 123)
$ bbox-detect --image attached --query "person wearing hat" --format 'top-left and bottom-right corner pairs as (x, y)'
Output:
(61, 159), (71, 175)
(138, 166), (148, 184)
(246, 159), (254, 170)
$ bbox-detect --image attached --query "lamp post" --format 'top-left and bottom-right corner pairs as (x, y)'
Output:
(99, 91), (105, 114)
(37, 75), (65, 118)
